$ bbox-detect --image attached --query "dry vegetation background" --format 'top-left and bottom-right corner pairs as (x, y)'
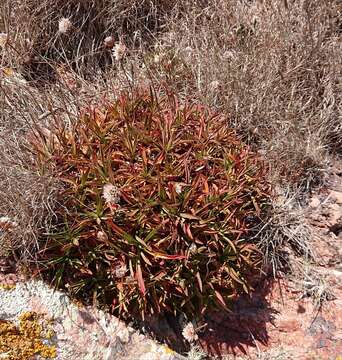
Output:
(0, 0), (341, 313)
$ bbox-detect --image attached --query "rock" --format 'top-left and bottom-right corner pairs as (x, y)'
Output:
(0, 280), (186, 360)
(326, 204), (342, 226)
(330, 190), (342, 205)
(277, 319), (301, 332)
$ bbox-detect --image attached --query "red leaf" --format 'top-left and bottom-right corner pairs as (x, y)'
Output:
(215, 290), (228, 309)
(183, 223), (194, 240)
(152, 252), (186, 260)
(180, 213), (200, 220)
(196, 272), (203, 293)
(107, 219), (124, 235)
(136, 263), (146, 297)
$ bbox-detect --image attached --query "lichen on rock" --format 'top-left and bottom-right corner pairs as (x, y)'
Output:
(0, 311), (56, 359)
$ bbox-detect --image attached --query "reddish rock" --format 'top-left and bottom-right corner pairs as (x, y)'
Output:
(276, 319), (301, 333)
(330, 190), (342, 205)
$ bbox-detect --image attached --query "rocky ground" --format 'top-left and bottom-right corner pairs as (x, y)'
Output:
(0, 165), (341, 360)
(201, 164), (342, 360)
(0, 279), (185, 360)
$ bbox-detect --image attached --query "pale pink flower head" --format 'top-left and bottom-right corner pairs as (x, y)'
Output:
(113, 42), (127, 61)
(114, 263), (127, 278)
(182, 322), (198, 343)
(0, 216), (18, 232)
(102, 183), (120, 204)
(104, 36), (115, 49)
(0, 33), (8, 47)
(97, 231), (108, 243)
(58, 18), (73, 34)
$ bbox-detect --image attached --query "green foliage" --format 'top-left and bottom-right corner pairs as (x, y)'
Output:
(30, 89), (270, 319)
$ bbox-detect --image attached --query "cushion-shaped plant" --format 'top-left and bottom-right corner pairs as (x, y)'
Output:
(30, 89), (270, 319)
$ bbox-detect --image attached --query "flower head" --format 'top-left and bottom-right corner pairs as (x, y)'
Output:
(0, 216), (18, 231)
(114, 263), (127, 278)
(182, 322), (198, 343)
(58, 18), (73, 34)
(97, 231), (108, 243)
(154, 54), (163, 64)
(102, 183), (120, 204)
(0, 33), (8, 48)
(113, 42), (127, 61)
(210, 80), (220, 91)
(104, 36), (115, 49)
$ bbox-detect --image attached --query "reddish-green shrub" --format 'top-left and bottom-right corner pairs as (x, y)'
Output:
(30, 90), (270, 319)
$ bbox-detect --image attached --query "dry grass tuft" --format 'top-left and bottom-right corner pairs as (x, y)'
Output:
(187, 345), (207, 360)
(0, 113), (59, 260)
(0, 67), (113, 260)
(255, 187), (314, 274)
(156, 0), (342, 187)
(292, 261), (335, 309)
(0, 0), (175, 80)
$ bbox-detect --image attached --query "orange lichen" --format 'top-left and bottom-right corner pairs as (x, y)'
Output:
(0, 312), (56, 359)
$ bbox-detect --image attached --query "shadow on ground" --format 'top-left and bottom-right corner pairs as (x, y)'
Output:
(141, 277), (278, 358)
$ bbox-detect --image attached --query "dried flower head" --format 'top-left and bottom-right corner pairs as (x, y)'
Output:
(182, 322), (198, 343)
(222, 50), (236, 60)
(0, 33), (8, 47)
(58, 18), (72, 34)
(104, 36), (115, 49)
(175, 183), (183, 194)
(102, 183), (120, 204)
(210, 80), (220, 91)
(97, 231), (108, 243)
(114, 263), (127, 278)
(0, 216), (18, 231)
(113, 42), (127, 61)
(154, 54), (162, 64)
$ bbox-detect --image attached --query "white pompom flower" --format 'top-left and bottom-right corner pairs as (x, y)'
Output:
(182, 322), (198, 343)
(113, 42), (127, 61)
(58, 18), (73, 34)
(102, 183), (120, 205)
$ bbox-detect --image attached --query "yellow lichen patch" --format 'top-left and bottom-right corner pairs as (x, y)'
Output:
(161, 345), (175, 355)
(0, 284), (16, 291)
(0, 312), (57, 359)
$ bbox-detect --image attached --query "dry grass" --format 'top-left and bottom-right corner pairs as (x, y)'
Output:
(291, 260), (335, 309)
(187, 345), (208, 360)
(0, 0), (175, 80)
(255, 187), (314, 274)
(0, 81), (59, 260)
(0, 0), (340, 300)
(157, 0), (342, 188)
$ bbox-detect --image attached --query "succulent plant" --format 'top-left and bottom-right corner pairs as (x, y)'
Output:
(30, 89), (270, 319)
